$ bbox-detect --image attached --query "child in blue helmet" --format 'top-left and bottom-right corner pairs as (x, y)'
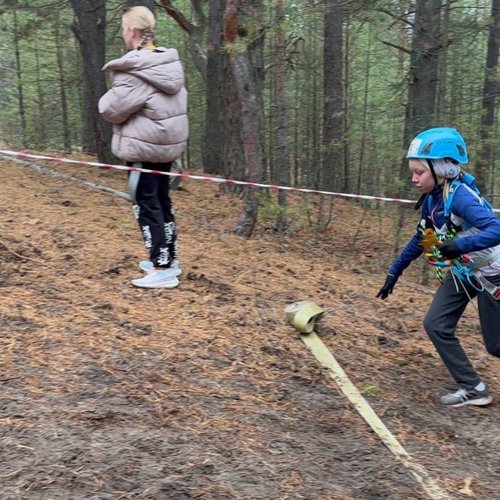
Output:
(377, 127), (500, 407)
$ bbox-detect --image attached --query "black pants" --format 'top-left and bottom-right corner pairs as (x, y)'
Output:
(128, 162), (178, 268)
(423, 271), (500, 389)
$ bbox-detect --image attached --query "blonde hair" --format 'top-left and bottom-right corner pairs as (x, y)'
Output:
(122, 6), (156, 47)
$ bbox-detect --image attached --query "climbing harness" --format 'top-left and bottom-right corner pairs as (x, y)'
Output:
(473, 273), (500, 300)
(422, 228), (483, 291)
(421, 227), (500, 300)
(420, 171), (500, 297)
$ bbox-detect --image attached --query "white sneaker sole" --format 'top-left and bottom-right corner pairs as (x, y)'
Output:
(449, 396), (493, 407)
(131, 277), (180, 289)
(139, 263), (182, 276)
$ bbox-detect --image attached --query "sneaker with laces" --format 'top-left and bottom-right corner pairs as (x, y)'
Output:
(440, 386), (492, 407)
(139, 260), (182, 276)
(131, 269), (179, 289)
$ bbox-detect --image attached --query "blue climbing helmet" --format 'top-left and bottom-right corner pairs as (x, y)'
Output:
(406, 127), (468, 164)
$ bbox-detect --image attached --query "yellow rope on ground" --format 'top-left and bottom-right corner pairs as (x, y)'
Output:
(300, 331), (452, 500)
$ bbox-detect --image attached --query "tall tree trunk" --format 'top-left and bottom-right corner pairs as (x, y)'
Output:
(222, 56), (245, 183)
(395, 0), (443, 255)
(13, 8), (27, 147)
(34, 40), (46, 148)
(68, 0), (113, 162)
(224, 0), (265, 237)
(55, 17), (71, 152)
(204, 0), (225, 174)
(292, 69), (300, 185)
(398, 0), (443, 201)
(159, 0), (248, 181)
(357, 24), (371, 196)
(267, 55), (275, 182)
(318, 0), (344, 230)
(274, 0), (288, 233)
(436, 0), (451, 121)
(402, 0), (443, 152)
(309, 18), (320, 189)
(323, 0), (344, 192)
(476, 0), (500, 192)
(342, 16), (350, 192)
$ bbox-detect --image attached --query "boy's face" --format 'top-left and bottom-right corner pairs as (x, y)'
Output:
(409, 159), (435, 193)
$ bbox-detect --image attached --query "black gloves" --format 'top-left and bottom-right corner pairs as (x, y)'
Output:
(376, 274), (398, 300)
(439, 239), (462, 259)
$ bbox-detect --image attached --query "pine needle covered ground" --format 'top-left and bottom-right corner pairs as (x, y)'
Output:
(1, 156), (500, 499)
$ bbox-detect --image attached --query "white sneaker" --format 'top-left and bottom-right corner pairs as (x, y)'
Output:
(131, 269), (179, 289)
(139, 260), (182, 276)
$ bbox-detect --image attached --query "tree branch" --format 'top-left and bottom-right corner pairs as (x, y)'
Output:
(375, 7), (414, 27)
(156, 0), (196, 34)
(380, 39), (412, 55)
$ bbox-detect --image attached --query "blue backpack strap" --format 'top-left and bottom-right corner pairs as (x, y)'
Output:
(443, 180), (460, 220)
(420, 192), (434, 230)
(443, 173), (492, 231)
(414, 192), (428, 211)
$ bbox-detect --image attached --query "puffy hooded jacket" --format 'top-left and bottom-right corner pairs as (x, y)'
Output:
(99, 47), (188, 163)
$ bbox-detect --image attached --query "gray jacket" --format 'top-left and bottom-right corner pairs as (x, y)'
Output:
(99, 47), (188, 163)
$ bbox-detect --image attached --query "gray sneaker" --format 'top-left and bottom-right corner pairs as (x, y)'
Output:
(440, 386), (492, 407)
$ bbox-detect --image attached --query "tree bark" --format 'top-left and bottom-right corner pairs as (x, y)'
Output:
(224, 0), (265, 237)
(160, 1), (251, 181)
(68, 0), (113, 162)
(274, 0), (289, 233)
(403, 0), (443, 148)
(33, 40), (46, 148)
(316, 0), (344, 230)
(13, 8), (27, 147)
(357, 24), (371, 196)
(204, 0), (226, 174)
(476, 0), (500, 192)
(55, 17), (71, 151)
(395, 0), (443, 256)
(400, 0), (443, 199)
(436, 0), (451, 121)
(323, 0), (344, 192)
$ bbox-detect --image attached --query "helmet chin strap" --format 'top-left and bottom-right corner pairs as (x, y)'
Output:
(427, 159), (440, 187)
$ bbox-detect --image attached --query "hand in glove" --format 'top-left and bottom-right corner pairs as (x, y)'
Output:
(376, 274), (398, 300)
(439, 239), (462, 260)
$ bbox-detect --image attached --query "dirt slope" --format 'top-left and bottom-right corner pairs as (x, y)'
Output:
(1, 156), (500, 499)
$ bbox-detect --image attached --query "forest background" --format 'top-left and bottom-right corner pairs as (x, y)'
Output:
(0, 0), (498, 243)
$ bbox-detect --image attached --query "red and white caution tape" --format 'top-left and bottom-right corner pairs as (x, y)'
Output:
(0, 149), (416, 204)
(3, 149), (497, 212)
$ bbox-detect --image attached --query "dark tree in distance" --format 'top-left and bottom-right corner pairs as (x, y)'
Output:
(204, 0), (226, 175)
(323, 0), (344, 193)
(127, 0), (155, 10)
(68, 0), (114, 162)
(476, 0), (500, 193)
(395, 0), (444, 255)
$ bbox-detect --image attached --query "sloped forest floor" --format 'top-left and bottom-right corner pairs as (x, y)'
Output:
(1, 154), (500, 500)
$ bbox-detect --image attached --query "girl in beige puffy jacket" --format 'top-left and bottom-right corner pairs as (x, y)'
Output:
(99, 6), (188, 289)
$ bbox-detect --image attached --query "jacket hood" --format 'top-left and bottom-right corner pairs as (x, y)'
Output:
(102, 48), (184, 94)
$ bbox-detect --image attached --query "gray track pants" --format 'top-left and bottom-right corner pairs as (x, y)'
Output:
(423, 271), (500, 389)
